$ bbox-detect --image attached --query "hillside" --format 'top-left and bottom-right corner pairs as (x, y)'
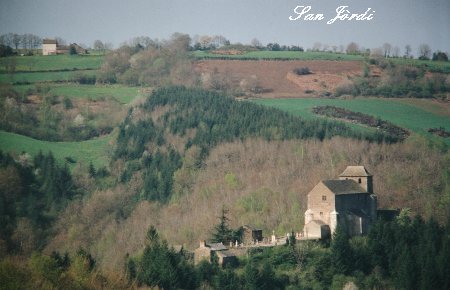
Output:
(0, 51), (449, 289)
(39, 87), (449, 272)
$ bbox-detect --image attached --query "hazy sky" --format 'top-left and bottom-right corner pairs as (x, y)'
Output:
(1, 0), (449, 53)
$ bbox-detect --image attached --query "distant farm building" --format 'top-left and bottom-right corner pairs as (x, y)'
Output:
(194, 240), (237, 267)
(42, 39), (87, 55)
(304, 166), (377, 239)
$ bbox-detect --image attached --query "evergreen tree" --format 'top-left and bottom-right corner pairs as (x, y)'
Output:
(211, 207), (233, 244)
(331, 224), (352, 275)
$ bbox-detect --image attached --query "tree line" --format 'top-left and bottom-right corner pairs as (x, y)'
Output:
(0, 33), (42, 50)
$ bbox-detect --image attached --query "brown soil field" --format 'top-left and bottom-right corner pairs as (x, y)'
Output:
(195, 60), (363, 98)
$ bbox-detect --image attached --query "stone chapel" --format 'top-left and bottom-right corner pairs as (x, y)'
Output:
(303, 166), (377, 239)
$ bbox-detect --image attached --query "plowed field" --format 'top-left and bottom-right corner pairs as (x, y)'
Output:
(195, 60), (362, 97)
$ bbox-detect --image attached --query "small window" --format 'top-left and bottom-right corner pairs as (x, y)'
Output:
(322, 195), (326, 201)
(358, 178), (361, 184)
(320, 212), (323, 216)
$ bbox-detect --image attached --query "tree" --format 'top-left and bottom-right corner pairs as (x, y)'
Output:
(331, 224), (352, 274)
(251, 38), (262, 49)
(211, 207), (233, 244)
(12, 34), (21, 50)
(418, 44), (431, 60)
(432, 51), (448, 62)
(382, 42), (392, 57)
(137, 226), (197, 289)
(93, 40), (104, 51)
(346, 42), (359, 54)
(0, 44), (14, 57)
(404, 44), (412, 58)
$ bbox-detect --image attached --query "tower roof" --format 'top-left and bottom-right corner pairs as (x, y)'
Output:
(339, 166), (372, 177)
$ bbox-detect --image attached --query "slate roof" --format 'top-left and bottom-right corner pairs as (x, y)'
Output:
(339, 166), (372, 177)
(43, 39), (57, 44)
(321, 179), (367, 195)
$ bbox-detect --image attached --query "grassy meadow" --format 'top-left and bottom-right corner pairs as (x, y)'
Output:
(252, 97), (450, 146)
(0, 54), (103, 72)
(0, 130), (113, 168)
(0, 69), (97, 84)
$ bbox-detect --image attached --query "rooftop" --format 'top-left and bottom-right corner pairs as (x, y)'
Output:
(43, 39), (57, 44)
(339, 166), (372, 177)
(321, 179), (367, 195)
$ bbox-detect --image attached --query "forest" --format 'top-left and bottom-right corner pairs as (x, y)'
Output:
(114, 86), (397, 203)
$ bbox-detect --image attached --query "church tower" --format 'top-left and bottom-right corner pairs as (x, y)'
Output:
(338, 166), (373, 193)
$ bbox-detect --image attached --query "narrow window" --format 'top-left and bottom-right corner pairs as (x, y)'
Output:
(358, 178), (361, 184)
(322, 195), (326, 201)
(320, 212), (323, 216)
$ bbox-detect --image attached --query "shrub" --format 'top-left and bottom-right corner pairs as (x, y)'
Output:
(293, 67), (311, 75)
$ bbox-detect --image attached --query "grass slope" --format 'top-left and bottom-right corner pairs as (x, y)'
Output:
(0, 54), (103, 72)
(252, 98), (450, 145)
(0, 69), (97, 84)
(0, 130), (112, 168)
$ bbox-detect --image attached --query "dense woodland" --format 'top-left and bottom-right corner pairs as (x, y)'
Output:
(114, 86), (397, 203)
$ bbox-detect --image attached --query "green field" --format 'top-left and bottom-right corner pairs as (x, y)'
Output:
(0, 54), (103, 72)
(252, 98), (450, 145)
(193, 50), (365, 61)
(0, 130), (113, 168)
(0, 69), (97, 84)
(48, 84), (143, 104)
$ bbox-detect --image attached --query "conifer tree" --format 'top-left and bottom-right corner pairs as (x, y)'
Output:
(331, 224), (352, 275)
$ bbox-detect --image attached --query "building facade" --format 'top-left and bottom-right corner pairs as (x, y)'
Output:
(304, 166), (377, 239)
(42, 39), (57, 55)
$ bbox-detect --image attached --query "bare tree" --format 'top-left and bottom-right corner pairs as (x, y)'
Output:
(382, 42), (392, 58)
(12, 33), (21, 49)
(93, 40), (104, 51)
(250, 38), (262, 49)
(404, 45), (412, 58)
(212, 35), (228, 48)
(418, 44), (431, 60)
(55, 37), (66, 45)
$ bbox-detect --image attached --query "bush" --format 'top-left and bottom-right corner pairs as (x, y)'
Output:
(293, 67), (311, 75)
(72, 73), (96, 84)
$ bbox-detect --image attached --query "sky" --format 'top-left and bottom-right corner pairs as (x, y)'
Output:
(0, 0), (449, 54)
